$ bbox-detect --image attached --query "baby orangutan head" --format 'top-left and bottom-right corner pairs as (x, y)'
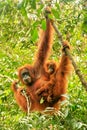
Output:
(45, 61), (57, 75)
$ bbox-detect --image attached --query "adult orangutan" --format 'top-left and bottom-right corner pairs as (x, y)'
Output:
(11, 17), (55, 112)
(11, 8), (72, 113)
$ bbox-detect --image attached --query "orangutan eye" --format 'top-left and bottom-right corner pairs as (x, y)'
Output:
(21, 69), (30, 77)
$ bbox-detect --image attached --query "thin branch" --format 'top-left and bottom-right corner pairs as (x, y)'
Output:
(21, 90), (31, 116)
(0, 74), (13, 82)
(51, 21), (87, 91)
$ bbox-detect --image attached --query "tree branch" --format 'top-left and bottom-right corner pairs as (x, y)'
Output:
(51, 21), (87, 91)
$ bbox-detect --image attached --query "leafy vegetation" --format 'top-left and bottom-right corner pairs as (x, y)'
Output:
(0, 0), (87, 130)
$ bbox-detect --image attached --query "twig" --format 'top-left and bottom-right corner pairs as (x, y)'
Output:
(21, 90), (31, 116)
(0, 74), (13, 82)
(51, 21), (87, 91)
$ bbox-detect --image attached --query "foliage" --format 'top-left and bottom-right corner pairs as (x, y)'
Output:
(0, 0), (87, 130)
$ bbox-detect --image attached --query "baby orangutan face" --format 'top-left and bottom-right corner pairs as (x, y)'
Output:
(45, 62), (57, 75)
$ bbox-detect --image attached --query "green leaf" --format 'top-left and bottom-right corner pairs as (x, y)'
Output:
(52, 8), (60, 19)
(31, 29), (38, 42)
(29, 0), (36, 9)
(21, 7), (27, 18)
(55, 3), (61, 11)
(48, 13), (54, 20)
(40, 97), (44, 104)
(41, 20), (46, 30)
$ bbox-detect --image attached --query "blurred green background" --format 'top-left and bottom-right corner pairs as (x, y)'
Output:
(0, 0), (87, 130)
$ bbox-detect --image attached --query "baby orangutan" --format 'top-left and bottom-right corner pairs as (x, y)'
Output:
(36, 61), (57, 103)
